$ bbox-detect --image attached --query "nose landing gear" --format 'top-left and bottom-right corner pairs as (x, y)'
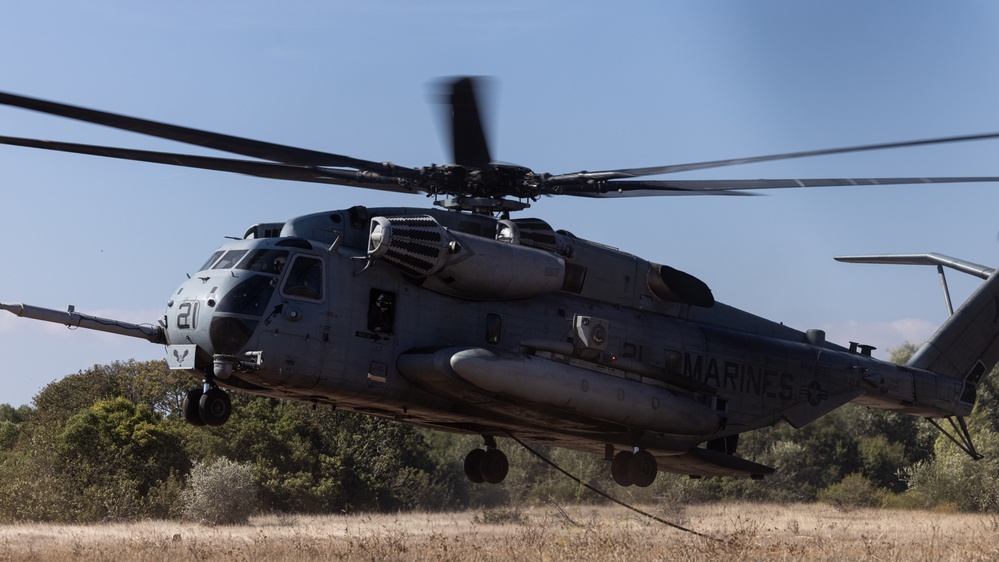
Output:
(182, 382), (233, 426)
(463, 436), (509, 484)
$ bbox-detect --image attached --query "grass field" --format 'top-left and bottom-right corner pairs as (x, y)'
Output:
(0, 502), (996, 561)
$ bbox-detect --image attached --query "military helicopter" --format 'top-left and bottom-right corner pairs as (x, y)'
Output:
(3, 77), (999, 487)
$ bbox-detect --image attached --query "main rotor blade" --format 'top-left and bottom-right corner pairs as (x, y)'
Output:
(547, 132), (999, 184)
(0, 136), (418, 193)
(448, 77), (492, 168)
(0, 91), (414, 176)
(562, 176), (999, 197)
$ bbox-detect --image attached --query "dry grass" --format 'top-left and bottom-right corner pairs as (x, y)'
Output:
(0, 503), (997, 561)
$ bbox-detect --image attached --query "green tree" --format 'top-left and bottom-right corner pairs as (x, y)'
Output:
(327, 412), (445, 512)
(218, 397), (347, 512)
(55, 397), (190, 520)
(0, 404), (31, 450)
(31, 360), (195, 425)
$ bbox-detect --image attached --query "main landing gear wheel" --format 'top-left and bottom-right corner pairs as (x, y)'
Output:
(182, 388), (205, 426)
(464, 448), (486, 484)
(199, 387), (232, 426)
(611, 449), (658, 487)
(629, 450), (658, 488)
(182, 386), (233, 427)
(463, 439), (509, 484)
(480, 448), (509, 484)
(611, 450), (634, 487)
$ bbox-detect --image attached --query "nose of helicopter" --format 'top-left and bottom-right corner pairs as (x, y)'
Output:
(164, 240), (327, 378)
(165, 251), (285, 364)
(165, 272), (274, 359)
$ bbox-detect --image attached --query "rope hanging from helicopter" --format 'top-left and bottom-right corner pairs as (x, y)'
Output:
(505, 432), (721, 542)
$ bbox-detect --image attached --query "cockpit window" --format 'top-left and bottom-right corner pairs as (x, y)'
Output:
(282, 256), (324, 300)
(198, 250), (225, 272)
(217, 275), (276, 316)
(237, 249), (290, 275)
(212, 249), (249, 270)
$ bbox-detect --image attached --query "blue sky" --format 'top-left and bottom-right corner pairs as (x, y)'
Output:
(3, 2), (999, 406)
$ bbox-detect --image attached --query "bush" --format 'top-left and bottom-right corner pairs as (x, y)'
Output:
(474, 507), (525, 525)
(0, 450), (75, 522)
(183, 458), (257, 525)
(818, 473), (885, 510)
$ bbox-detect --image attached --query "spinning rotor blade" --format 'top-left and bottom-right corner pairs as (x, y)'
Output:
(563, 176), (999, 197)
(4, 81), (999, 204)
(447, 77), (492, 168)
(0, 91), (414, 176)
(547, 131), (999, 185)
(0, 135), (416, 193)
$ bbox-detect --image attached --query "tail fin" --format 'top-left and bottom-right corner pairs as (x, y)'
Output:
(907, 268), (999, 394)
(836, 253), (999, 396)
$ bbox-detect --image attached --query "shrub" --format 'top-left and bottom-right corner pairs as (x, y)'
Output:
(817, 473), (885, 510)
(183, 458), (257, 525)
(474, 507), (525, 525)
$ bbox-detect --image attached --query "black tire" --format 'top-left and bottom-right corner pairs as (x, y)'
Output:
(198, 387), (232, 426)
(480, 449), (509, 484)
(629, 450), (658, 488)
(464, 448), (486, 483)
(183, 388), (205, 426)
(611, 450), (634, 487)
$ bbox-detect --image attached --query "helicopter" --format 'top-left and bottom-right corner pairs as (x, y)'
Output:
(3, 77), (999, 487)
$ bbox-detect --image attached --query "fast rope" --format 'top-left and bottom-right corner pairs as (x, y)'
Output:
(506, 432), (720, 542)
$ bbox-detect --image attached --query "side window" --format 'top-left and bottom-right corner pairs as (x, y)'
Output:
(282, 256), (324, 300)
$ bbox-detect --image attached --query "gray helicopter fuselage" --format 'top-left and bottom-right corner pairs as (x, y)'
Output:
(160, 206), (971, 461)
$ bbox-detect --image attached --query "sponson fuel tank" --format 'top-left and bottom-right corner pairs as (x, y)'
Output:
(367, 214), (569, 300)
(398, 347), (722, 436)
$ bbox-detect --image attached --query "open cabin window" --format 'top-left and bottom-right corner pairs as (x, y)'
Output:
(367, 289), (396, 335)
(281, 255), (324, 301)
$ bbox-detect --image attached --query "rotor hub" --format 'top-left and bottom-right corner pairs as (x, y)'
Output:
(418, 163), (542, 200)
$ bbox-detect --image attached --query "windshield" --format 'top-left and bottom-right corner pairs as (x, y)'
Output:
(237, 249), (289, 275)
(216, 275), (277, 316)
(198, 250), (225, 272)
(202, 248), (292, 273)
(212, 249), (248, 270)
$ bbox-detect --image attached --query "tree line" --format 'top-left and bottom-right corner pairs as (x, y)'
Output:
(1, 345), (997, 523)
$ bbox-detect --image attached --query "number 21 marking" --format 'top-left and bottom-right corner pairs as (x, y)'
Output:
(177, 301), (199, 330)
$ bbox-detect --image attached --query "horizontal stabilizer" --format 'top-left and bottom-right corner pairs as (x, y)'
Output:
(835, 253), (994, 279)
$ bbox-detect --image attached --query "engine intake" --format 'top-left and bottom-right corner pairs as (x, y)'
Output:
(368, 215), (567, 300)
